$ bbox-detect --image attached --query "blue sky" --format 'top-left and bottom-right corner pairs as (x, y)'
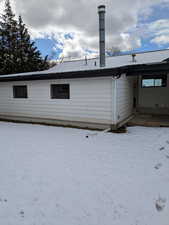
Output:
(34, 1), (169, 59)
(1, 0), (169, 60)
(35, 39), (62, 59)
(134, 3), (169, 53)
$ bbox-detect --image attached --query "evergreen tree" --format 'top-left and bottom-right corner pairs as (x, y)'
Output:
(0, 0), (18, 74)
(17, 15), (49, 73)
(0, 0), (49, 75)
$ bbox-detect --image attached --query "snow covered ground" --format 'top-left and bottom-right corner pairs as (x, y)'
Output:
(0, 122), (169, 225)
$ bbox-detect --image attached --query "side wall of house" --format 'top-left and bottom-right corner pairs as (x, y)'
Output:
(138, 74), (169, 114)
(115, 74), (134, 124)
(0, 77), (114, 129)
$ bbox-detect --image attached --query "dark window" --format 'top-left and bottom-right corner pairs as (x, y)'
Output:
(141, 75), (167, 88)
(13, 85), (28, 98)
(51, 84), (70, 99)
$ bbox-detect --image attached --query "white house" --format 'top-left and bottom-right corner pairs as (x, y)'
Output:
(0, 5), (168, 130)
(0, 49), (169, 130)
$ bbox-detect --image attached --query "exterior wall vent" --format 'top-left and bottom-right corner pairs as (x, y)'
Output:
(132, 54), (136, 62)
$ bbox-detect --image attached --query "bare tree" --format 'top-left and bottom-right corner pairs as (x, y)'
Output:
(107, 46), (121, 56)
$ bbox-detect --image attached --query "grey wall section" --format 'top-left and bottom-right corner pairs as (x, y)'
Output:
(138, 74), (169, 114)
(116, 75), (134, 123)
(0, 77), (113, 128)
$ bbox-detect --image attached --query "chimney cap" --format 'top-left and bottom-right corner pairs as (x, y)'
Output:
(98, 5), (106, 13)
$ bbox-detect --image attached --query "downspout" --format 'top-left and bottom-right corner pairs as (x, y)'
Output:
(113, 78), (117, 126)
(112, 74), (121, 129)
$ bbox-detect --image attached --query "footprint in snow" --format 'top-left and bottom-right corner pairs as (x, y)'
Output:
(165, 155), (169, 159)
(166, 141), (169, 144)
(155, 197), (166, 212)
(0, 198), (7, 203)
(159, 147), (165, 151)
(19, 210), (24, 218)
(33, 197), (39, 202)
(154, 163), (162, 170)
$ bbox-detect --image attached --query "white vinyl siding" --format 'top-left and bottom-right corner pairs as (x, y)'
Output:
(0, 77), (113, 125)
(116, 74), (133, 123)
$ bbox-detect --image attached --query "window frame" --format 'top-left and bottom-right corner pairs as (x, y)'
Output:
(50, 84), (70, 99)
(13, 85), (28, 99)
(141, 75), (167, 88)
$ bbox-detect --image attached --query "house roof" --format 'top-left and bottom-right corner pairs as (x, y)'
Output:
(47, 49), (169, 73)
(0, 49), (169, 82)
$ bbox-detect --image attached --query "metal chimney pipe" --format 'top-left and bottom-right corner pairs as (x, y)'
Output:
(98, 5), (106, 67)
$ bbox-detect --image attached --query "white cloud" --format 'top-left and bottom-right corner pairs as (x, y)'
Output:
(149, 19), (169, 31)
(149, 19), (169, 45)
(1, 0), (169, 58)
(60, 34), (98, 59)
(151, 35), (169, 45)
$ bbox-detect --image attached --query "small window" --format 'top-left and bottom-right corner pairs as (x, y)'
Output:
(141, 75), (167, 88)
(51, 84), (70, 99)
(13, 85), (28, 98)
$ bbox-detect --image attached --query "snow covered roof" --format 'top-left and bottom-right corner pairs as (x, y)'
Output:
(1, 49), (169, 80)
(47, 49), (169, 74)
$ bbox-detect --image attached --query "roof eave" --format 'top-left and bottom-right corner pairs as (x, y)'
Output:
(0, 67), (128, 82)
(0, 61), (169, 82)
(126, 62), (169, 76)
